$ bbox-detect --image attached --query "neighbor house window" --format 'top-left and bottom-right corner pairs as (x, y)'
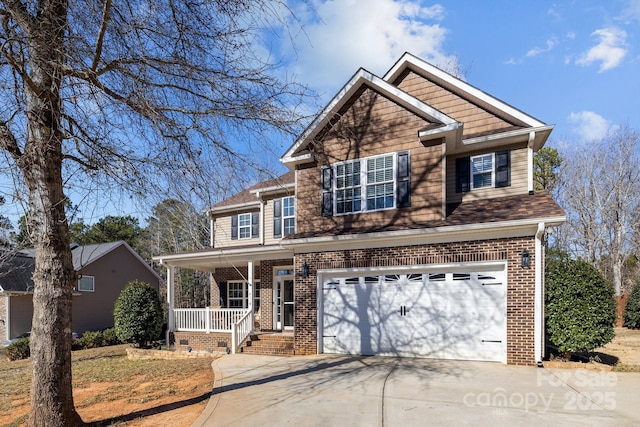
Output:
(78, 276), (95, 292)
(322, 152), (410, 216)
(238, 213), (251, 239)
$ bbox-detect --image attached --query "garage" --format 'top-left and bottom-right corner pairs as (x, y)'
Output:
(320, 265), (506, 362)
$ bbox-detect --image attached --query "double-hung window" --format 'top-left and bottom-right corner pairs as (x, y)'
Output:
(238, 213), (251, 239)
(471, 153), (494, 189)
(456, 150), (510, 193)
(282, 197), (295, 235)
(366, 155), (394, 210)
(273, 196), (295, 238)
(227, 280), (260, 309)
(335, 161), (362, 214)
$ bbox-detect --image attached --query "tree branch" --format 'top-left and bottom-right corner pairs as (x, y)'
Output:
(0, 121), (22, 161)
(90, 0), (112, 71)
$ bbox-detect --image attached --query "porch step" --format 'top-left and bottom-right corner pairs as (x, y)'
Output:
(240, 333), (294, 356)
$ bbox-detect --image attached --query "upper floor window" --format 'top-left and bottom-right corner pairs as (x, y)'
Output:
(283, 197), (295, 235)
(78, 276), (94, 292)
(238, 213), (251, 239)
(274, 196), (295, 238)
(322, 151), (410, 217)
(471, 153), (494, 189)
(456, 150), (510, 193)
(231, 212), (259, 240)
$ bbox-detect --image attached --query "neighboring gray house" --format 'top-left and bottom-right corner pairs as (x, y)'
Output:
(0, 241), (160, 341)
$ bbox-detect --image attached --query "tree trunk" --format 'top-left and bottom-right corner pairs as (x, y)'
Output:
(17, 1), (83, 425)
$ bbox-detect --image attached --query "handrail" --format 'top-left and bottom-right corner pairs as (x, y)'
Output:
(231, 309), (253, 354)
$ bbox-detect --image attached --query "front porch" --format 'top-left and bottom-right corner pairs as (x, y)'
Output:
(155, 246), (298, 354)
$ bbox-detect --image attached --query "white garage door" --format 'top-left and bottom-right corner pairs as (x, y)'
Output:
(321, 267), (506, 362)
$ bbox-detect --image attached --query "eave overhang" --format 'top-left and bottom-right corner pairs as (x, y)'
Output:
(153, 245), (294, 272)
(449, 125), (554, 155)
(281, 215), (566, 253)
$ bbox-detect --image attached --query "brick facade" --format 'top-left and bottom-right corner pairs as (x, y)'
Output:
(173, 331), (232, 354)
(293, 236), (537, 365)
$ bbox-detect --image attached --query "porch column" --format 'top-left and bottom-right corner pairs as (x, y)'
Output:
(247, 260), (254, 316)
(166, 264), (175, 346)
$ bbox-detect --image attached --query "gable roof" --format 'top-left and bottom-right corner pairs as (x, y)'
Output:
(281, 53), (553, 166)
(0, 241), (160, 293)
(383, 52), (546, 129)
(209, 171), (295, 214)
(281, 68), (463, 167)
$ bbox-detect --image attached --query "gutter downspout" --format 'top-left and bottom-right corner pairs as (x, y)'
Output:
(527, 131), (535, 194)
(208, 211), (214, 248)
(534, 222), (545, 365)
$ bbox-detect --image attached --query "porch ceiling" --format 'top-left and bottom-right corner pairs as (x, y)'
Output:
(153, 245), (293, 272)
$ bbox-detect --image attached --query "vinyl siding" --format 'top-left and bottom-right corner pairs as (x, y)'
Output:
(296, 87), (444, 236)
(394, 70), (523, 138)
(446, 145), (529, 204)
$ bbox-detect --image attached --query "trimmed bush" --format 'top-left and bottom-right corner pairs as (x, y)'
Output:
(6, 337), (30, 361)
(623, 282), (640, 329)
(79, 330), (104, 349)
(113, 280), (164, 347)
(546, 257), (616, 356)
(102, 328), (120, 346)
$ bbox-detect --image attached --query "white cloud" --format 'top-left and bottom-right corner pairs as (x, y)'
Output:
(526, 37), (558, 57)
(568, 111), (611, 141)
(576, 27), (628, 72)
(618, 0), (640, 22)
(283, 1), (457, 99)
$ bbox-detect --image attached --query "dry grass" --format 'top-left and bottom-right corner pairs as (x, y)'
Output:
(0, 344), (216, 426)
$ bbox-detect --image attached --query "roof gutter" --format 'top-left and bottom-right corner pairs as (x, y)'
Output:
(281, 215), (566, 252)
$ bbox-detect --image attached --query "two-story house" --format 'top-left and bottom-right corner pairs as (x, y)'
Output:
(154, 53), (565, 365)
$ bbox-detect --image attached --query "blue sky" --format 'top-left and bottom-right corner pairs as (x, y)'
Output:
(278, 0), (640, 145)
(2, 0), (639, 229)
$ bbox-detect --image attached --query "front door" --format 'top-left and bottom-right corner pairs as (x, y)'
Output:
(273, 267), (295, 330)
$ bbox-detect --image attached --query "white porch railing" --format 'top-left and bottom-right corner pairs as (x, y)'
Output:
(231, 309), (253, 354)
(173, 308), (252, 353)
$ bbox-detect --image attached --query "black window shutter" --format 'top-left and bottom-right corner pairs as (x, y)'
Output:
(495, 150), (511, 188)
(321, 166), (333, 217)
(251, 212), (259, 238)
(273, 198), (282, 238)
(396, 151), (411, 208)
(219, 281), (227, 307)
(231, 215), (238, 240)
(456, 157), (471, 193)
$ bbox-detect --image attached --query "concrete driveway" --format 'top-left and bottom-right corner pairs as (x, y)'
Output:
(193, 354), (640, 427)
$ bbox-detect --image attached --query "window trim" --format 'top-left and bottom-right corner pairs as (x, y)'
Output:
(282, 196), (295, 236)
(332, 152), (397, 216)
(78, 275), (95, 292)
(226, 280), (260, 309)
(238, 213), (251, 240)
(470, 152), (495, 190)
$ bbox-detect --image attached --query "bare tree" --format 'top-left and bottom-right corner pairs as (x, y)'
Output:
(558, 125), (640, 297)
(0, 1), (312, 424)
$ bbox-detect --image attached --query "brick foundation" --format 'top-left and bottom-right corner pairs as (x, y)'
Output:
(173, 331), (233, 354)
